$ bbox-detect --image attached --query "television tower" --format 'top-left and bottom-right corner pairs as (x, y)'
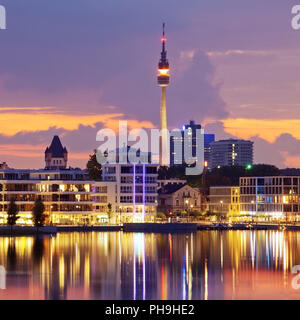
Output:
(157, 23), (170, 166)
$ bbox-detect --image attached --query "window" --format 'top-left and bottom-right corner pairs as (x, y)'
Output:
(257, 178), (264, 186)
(257, 186), (264, 195)
(121, 166), (133, 174)
(146, 167), (157, 174)
(105, 167), (116, 174)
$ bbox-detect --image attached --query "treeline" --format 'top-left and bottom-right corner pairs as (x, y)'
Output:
(158, 164), (281, 188)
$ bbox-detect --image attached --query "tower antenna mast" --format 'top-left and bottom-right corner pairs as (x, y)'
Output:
(157, 23), (170, 166)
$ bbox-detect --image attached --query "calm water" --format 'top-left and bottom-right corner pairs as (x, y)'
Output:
(0, 230), (300, 300)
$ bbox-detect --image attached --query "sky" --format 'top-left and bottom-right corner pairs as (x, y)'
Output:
(0, 0), (299, 169)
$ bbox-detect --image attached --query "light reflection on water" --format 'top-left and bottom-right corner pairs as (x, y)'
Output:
(0, 231), (300, 300)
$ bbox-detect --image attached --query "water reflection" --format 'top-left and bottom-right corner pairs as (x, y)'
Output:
(1, 231), (300, 299)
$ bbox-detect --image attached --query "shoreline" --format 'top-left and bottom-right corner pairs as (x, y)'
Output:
(0, 222), (300, 235)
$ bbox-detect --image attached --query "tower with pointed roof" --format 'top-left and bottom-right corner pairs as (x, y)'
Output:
(45, 135), (68, 170)
(157, 23), (170, 166)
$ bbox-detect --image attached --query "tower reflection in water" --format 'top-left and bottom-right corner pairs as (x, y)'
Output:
(0, 231), (300, 300)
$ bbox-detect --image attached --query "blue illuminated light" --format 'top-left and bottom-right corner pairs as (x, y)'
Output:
(182, 256), (186, 300)
(133, 164), (136, 221)
(143, 164), (146, 222)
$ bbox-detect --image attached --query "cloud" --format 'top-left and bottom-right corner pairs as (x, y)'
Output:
(206, 50), (269, 57)
(204, 121), (300, 169)
(222, 118), (300, 143)
(0, 109), (155, 136)
(167, 50), (228, 127)
(0, 0), (229, 129)
(0, 0), (298, 169)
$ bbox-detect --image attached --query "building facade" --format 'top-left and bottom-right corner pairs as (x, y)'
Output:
(0, 163), (158, 225)
(204, 133), (215, 169)
(240, 176), (300, 221)
(210, 139), (253, 168)
(170, 120), (213, 167)
(102, 163), (158, 222)
(209, 186), (240, 216)
(158, 183), (201, 215)
(0, 135), (159, 225)
(0, 168), (95, 225)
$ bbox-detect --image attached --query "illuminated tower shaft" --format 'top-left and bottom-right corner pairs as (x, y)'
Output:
(160, 86), (168, 165)
(158, 23), (170, 166)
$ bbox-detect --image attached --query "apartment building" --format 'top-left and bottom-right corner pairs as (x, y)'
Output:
(0, 168), (95, 225)
(0, 136), (158, 225)
(210, 139), (253, 168)
(102, 163), (158, 222)
(240, 176), (300, 220)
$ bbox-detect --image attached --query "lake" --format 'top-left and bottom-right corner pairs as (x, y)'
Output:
(0, 230), (300, 300)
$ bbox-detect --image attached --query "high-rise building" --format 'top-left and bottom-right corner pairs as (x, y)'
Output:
(204, 134), (215, 168)
(157, 23), (170, 166)
(170, 120), (214, 167)
(210, 139), (253, 168)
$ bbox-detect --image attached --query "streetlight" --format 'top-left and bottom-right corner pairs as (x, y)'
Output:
(49, 204), (53, 225)
(220, 201), (223, 222)
(251, 200), (255, 224)
(185, 200), (189, 221)
(189, 204), (193, 222)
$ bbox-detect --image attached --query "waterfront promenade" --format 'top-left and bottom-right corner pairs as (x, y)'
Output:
(1, 221), (300, 235)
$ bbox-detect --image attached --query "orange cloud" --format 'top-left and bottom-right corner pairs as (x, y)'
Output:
(280, 152), (300, 168)
(0, 111), (155, 136)
(222, 118), (300, 142)
(0, 144), (44, 157)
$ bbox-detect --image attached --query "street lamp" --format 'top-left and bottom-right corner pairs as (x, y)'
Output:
(49, 204), (53, 225)
(220, 201), (223, 222)
(189, 204), (193, 222)
(185, 200), (189, 221)
(251, 200), (255, 224)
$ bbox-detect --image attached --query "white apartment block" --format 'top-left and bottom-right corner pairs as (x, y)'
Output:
(102, 163), (158, 222)
(0, 136), (158, 225)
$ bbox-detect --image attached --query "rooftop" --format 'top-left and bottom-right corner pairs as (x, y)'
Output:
(45, 135), (67, 157)
(158, 183), (186, 195)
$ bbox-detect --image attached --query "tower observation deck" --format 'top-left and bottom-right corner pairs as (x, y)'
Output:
(158, 23), (170, 166)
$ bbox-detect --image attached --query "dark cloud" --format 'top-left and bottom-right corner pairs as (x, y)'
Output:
(0, 0), (228, 126)
(0, 0), (298, 168)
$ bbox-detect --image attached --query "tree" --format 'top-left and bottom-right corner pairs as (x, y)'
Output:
(107, 203), (113, 223)
(7, 198), (19, 226)
(247, 164), (280, 177)
(156, 212), (166, 220)
(86, 150), (102, 181)
(32, 196), (46, 227)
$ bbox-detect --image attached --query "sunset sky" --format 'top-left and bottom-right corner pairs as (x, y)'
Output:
(0, 0), (299, 169)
